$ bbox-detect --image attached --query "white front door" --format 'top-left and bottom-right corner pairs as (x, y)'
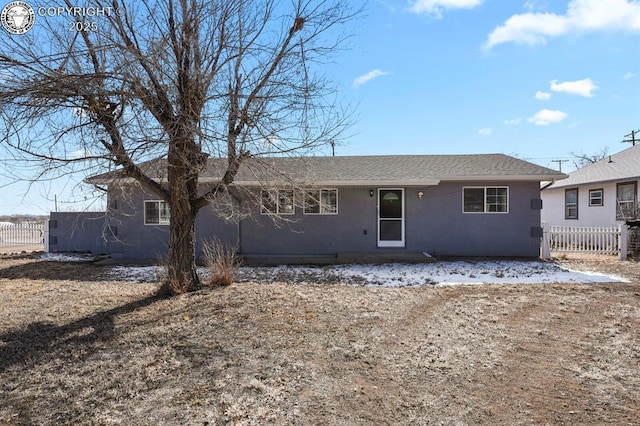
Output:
(378, 188), (405, 247)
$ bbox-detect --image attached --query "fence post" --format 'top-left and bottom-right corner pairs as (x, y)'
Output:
(619, 224), (628, 261)
(44, 219), (50, 253)
(541, 221), (551, 260)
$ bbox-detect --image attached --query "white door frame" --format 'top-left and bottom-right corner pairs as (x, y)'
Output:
(377, 188), (405, 248)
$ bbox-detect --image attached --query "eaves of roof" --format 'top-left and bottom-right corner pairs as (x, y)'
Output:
(86, 154), (567, 186)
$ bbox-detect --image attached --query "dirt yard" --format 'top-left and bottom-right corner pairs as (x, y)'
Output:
(0, 245), (43, 257)
(0, 254), (639, 425)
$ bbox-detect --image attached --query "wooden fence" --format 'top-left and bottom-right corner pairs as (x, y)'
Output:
(0, 222), (46, 246)
(541, 223), (628, 260)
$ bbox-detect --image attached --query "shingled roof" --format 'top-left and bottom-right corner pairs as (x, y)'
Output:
(545, 144), (640, 190)
(88, 153), (565, 186)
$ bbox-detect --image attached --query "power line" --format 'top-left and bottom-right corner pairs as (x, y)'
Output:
(551, 159), (569, 173)
(622, 129), (639, 146)
(521, 156), (571, 161)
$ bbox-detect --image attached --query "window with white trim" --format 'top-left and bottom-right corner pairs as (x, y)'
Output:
(304, 189), (338, 215)
(565, 188), (578, 219)
(589, 189), (603, 206)
(261, 189), (294, 215)
(144, 200), (170, 225)
(463, 187), (508, 213)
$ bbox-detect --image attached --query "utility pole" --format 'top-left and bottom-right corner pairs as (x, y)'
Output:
(622, 129), (639, 146)
(552, 159), (568, 172)
(330, 139), (335, 157)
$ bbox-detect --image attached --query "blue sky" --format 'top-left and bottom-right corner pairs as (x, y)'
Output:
(330, 0), (640, 161)
(2, 0), (640, 215)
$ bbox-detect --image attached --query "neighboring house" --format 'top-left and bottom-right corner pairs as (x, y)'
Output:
(541, 144), (640, 227)
(49, 154), (564, 261)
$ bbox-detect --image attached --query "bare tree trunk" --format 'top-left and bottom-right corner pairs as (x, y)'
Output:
(162, 129), (204, 295)
(163, 203), (200, 295)
(163, 144), (201, 294)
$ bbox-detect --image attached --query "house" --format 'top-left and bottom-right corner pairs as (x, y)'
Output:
(48, 154), (565, 262)
(541, 144), (640, 227)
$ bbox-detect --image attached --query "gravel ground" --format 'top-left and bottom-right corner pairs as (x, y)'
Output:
(0, 254), (638, 425)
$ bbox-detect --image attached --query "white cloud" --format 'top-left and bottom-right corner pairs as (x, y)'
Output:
(535, 91), (552, 100)
(409, 0), (483, 17)
(485, 12), (568, 48)
(624, 71), (636, 79)
(478, 127), (492, 135)
(528, 109), (568, 126)
(504, 118), (522, 125)
(550, 78), (598, 97)
(485, 0), (640, 48)
(352, 69), (391, 89)
(69, 148), (96, 159)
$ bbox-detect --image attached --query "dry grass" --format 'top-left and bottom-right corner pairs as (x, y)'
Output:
(0, 254), (639, 425)
(202, 240), (240, 287)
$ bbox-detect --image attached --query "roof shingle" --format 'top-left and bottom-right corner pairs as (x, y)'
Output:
(545, 144), (640, 189)
(89, 153), (565, 185)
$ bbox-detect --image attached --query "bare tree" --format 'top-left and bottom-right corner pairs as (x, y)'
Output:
(570, 147), (609, 169)
(0, 0), (356, 295)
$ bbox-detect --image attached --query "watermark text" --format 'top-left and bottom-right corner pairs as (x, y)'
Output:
(37, 6), (117, 17)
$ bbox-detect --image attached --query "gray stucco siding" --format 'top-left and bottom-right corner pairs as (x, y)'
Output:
(48, 212), (109, 253)
(84, 180), (542, 259)
(105, 184), (237, 259)
(239, 187), (379, 255)
(410, 181), (542, 257)
(239, 182), (542, 257)
(195, 204), (240, 254)
(104, 185), (168, 259)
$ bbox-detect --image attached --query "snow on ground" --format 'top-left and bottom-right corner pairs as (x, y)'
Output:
(40, 252), (97, 262)
(100, 260), (628, 287)
(324, 261), (627, 286)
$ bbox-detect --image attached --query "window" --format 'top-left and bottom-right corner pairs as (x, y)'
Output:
(565, 188), (578, 219)
(463, 187), (508, 213)
(486, 187), (509, 212)
(304, 189), (338, 215)
(261, 189), (294, 215)
(144, 200), (170, 225)
(589, 189), (603, 206)
(617, 182), (637, 220)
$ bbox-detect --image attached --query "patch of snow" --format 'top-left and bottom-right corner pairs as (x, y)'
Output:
(103, 260), (628, 286)
(106, 266), (161, 282)
(40, 252), (95, 262)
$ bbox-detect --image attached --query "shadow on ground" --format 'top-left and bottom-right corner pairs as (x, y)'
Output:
(0, 259), (110, 282)
(0, 294), (161, 374)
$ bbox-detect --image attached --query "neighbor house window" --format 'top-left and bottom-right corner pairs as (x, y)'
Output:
(304, 189), (338, 215)
(144, 200), (170, 225)
(565, 188), (578, 219)
(616, 182), (637, 220)
(463, 187), (508, 213)
(589, 189), (603, 206)
(261, 189), (294, 215)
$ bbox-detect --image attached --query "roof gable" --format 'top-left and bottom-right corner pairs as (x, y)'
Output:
(545, 144), (640, 189)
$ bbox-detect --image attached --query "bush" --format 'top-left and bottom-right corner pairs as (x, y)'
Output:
(203, 240), (240, 287)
